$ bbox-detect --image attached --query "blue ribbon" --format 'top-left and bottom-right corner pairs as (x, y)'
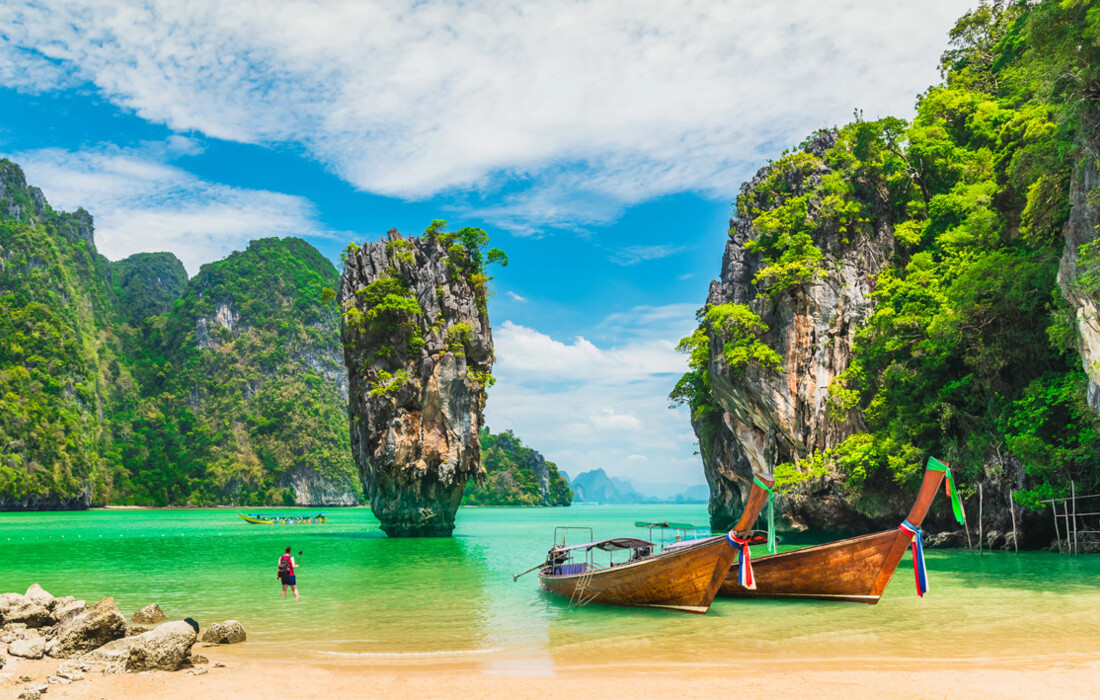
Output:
(898, 519), (928, 597)
(726, 533), (756, 590)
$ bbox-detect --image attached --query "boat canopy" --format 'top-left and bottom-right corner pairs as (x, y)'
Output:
(634, 521), (697, 530)
(553, 537), (653, 553)
(248, 513), (326, 518)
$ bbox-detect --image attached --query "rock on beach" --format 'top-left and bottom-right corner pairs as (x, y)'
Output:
(201, 620), (246, 644)
(82, 620), (197, 672)
(8, 636), (46, 659)
(44, 597), (127, 658)
(131, 603), (167, 625)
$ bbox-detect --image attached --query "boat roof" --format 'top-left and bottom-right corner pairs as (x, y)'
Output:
(554, 537), (653, 553)
(247, 513), (326, 517)
(634, 521), (698, 530)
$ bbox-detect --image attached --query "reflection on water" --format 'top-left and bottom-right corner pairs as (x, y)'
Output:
(2, 505), (1099, 671)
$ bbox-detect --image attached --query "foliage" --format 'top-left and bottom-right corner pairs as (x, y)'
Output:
(462, 428), (572, 506)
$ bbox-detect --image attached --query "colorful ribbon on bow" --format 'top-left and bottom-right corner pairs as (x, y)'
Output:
(927, 456), (966, 525)
(897, 518), (928, 597)
(753, 475), (777, 554)
(726, 533), (756, 590)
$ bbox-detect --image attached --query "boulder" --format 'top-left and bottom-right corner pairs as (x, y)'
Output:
(81, 620), (196, 672)
(126, 625), (151, 637)
(201, 620), (246, 645)
(10, 637), (45, 659)
(4, 600), (51, 628)
(45, 597), (127, 658)
(0, 592), (26, 618)
(49, 599), (86, 625)
(131, 603), (166, 625)
(18, 689), (42, 700)
(23, 585), (54, 609)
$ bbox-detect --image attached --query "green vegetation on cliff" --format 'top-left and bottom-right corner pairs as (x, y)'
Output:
(0, 162), (138, 506)
(0, 162), (361, 507)
(463, 428), (572, 506)
(680, 0), (1100, 509)
(120, 238), (359, 506)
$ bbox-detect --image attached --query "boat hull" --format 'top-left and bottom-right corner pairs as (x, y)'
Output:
(719, 465), (949, 604)
(538, 536), (736, 614)
(719, 529), (910, 604)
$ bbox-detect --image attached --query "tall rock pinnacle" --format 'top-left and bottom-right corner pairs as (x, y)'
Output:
(339, 225), (497, 536)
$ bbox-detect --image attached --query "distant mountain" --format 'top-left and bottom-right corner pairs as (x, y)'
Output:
(569, 469), (707, 504)
(570, 469), (645, 504)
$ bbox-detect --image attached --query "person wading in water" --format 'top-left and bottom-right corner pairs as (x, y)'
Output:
(277, 546), (301, 601)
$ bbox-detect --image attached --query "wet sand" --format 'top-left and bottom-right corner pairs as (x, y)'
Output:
(4, 646), (1098, 699)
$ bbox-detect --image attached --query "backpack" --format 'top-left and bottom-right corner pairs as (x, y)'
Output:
(277, 555), (291, 576)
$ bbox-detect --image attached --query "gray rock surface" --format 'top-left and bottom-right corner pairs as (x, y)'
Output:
(49, 600), (86, 625)
(130, 604), (166, 625)
(340, 229), (494, 536)
(1058, 157), (1100, 411)
(81, 620), (196, 672)
(9, 636), (45, 659)
(200, 620), (246, 644)
(698, 130), (895, 531)
(44, 597), (126, 658)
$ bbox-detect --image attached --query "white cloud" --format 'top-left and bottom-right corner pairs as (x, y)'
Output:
(505, 291), (527, 303)
(486, 305), (706, 483)
(0, 0), (974, 231)
(590, 408), (642, 432)
(610, 244), (687, 266)
(10, 141), (331, 273)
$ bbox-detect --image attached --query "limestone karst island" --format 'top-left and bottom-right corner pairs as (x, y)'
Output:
(1, 1), (1098, 698)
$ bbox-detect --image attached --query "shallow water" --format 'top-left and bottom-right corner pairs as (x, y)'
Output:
(2, 505), (1098, 671)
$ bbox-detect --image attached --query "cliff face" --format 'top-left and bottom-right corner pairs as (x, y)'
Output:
(341, 228), (494, 536)
(1058, 158), (1100, 412)
(700, 131), (896, 530)
(0, 159), (136, 509)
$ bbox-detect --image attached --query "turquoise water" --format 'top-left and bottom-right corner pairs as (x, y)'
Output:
(2, 505), (1099, 670)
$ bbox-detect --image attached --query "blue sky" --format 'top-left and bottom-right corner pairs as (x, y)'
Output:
(0, 0), (976, 486)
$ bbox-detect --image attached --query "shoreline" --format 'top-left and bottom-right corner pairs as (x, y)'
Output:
(5, 645), (1098, 699)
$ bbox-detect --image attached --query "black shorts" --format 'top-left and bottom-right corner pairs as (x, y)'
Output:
(280, 574), (296, 586)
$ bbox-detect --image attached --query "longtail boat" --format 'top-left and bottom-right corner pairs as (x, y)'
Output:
(719, 457), (966, 604)
(521, 473), (774, 614)
(238, 512), (328, 525)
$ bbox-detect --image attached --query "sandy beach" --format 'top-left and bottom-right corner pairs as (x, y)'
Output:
(4, 645), (1100, 700)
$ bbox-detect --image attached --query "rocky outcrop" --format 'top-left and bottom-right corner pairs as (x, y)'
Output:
(131, 604), (166, 625)
(82, 620), (196, 672)
(277, 467), (360, 506)
(1058, 157), (1100, 412)
(44, 597), (127, 658)
(0, 485), (93, 511)
(340, 229), (494, 536)
(200, 620), (246, 644)
(699, 131), (896, 530)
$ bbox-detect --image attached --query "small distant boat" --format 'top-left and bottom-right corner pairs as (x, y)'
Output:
(519, 473), (774, 614)
(238, 512), (328, 525)
(718, 457), (966, 604)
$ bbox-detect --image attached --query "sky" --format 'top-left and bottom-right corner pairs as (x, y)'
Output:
(0, 0), (976, 486)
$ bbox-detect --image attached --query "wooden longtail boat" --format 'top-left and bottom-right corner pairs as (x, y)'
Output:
(238, 512), (328, 525)
(719, 457), (965, 604)
(530, 473), (774, 614)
